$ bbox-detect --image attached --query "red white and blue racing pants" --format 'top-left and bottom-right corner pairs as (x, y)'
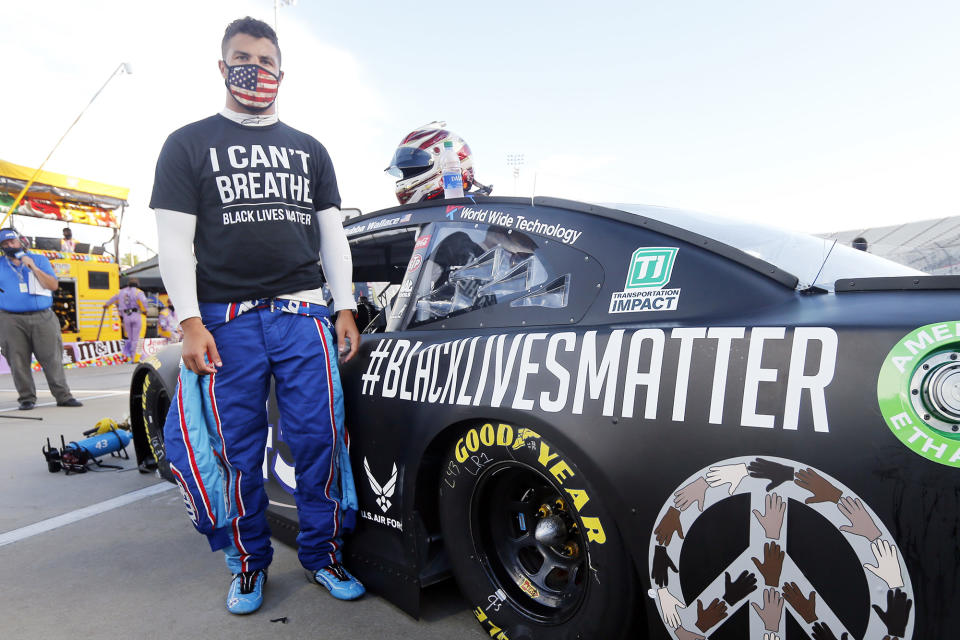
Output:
(163, 299), (356, 574)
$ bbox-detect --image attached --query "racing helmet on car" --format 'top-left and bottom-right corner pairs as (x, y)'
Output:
(385, 122), (479, 205)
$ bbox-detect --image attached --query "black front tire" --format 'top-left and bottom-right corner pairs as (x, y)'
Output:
(141, 368), (172, 480)
(438, 423), (636, 640)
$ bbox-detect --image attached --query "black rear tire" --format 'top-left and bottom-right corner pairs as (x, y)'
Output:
(438, 423), (636, 640)
(141, 368), (172, 480)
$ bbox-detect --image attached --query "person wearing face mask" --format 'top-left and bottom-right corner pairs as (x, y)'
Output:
(60, 227), (75, 253)
(150, 16), (362, 615)
(0, 228), (81, 410)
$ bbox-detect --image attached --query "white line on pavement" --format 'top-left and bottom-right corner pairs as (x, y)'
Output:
(0, 483), (175, 548)
(0, 392), (129, 413)
(0, 389), (129, 394)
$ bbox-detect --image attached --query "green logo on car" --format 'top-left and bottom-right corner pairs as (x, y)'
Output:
(625, 248), (677, 289)
(877, 321), (960, 468)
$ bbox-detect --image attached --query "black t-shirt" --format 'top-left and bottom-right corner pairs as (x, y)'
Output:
(150, 114), (341, 302)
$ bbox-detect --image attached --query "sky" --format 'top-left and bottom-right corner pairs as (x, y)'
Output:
(3, 0), (958, 259)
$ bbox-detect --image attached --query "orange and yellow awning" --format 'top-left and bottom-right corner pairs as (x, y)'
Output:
(0, 159), (129, 229)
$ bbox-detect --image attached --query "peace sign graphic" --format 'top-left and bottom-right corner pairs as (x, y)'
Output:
(647, 456), (915, 640)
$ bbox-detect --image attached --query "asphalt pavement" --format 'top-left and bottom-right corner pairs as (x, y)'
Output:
(1, 365), (481, 639)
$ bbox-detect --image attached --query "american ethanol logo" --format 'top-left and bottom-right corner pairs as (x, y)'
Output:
(626, 247), (677, 289)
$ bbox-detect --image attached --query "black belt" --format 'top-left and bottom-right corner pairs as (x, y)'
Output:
(122, 308), (142, 315)
(0, 308), (49, 315)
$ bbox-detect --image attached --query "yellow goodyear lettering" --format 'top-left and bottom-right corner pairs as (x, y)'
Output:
(456, 428), (482, 463)
(536, 442), (607, 546)
(537, 442), (559, 467)
(480, 423), (495, 447)
(141, 376), (150, 419)
(473, 608), (509, 640)
(458, 424), (516, 463)
(511, 427), (541, 449)
(564, 488), (589, 511)
(581, 516), (607, 544)
(496, 423), (513, 446)
(466, 429), (480, 453)
(550, 461), (574, 484)
(538, 443), (576, 484)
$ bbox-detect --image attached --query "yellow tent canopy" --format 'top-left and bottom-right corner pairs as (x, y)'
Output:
(0, 159), (128, 228)
(0, 159), (129, 201)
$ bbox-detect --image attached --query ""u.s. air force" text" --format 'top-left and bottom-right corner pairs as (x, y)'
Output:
(360, 327), (838, 432)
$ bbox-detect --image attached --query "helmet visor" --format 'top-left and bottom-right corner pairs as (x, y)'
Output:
(386, 147), (433, 180)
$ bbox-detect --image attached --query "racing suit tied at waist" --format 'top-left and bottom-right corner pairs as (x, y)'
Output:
(173, 362), (358, 551)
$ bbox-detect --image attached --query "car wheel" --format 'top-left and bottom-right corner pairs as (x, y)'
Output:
(438, 423), (636, 640)
(141, 369), (172, 480)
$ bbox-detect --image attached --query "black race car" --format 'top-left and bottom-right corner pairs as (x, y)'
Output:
(130, 196), (959, 640)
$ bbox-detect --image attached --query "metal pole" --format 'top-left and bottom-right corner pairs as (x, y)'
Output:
(0, 63), (132, 229)
(114, 204), (125, 261)
(95, 307), (107, 341)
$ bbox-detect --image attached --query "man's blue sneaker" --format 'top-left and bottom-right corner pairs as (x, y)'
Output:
(307, 563), (365, 600)
(226, 569), (267, 614)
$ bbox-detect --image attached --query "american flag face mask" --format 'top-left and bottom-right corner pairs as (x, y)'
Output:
(224, 63), (280, 112)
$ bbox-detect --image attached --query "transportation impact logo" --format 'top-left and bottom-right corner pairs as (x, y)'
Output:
(626, 247), (677, 288)
(610, 247), (681, 313)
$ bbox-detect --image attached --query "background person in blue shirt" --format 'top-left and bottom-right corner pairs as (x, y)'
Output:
(0, 228), (81, 410)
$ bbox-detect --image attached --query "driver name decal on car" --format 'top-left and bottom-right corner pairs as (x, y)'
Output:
(610, 247), (681, 314)
(361, 327), (838, 431)
(345, 213), (413, 237)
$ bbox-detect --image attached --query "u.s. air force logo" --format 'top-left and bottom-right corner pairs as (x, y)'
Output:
(360, 458), (402, 531)
(364, 457), (398, 513)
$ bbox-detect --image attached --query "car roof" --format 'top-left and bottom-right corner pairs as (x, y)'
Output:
(345, 196), (921, 291)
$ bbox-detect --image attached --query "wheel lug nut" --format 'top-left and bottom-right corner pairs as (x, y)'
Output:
(554, 499), (566, 512)
(538, 504), (552, 517)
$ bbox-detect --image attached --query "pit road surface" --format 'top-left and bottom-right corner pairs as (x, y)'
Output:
(1, 365), (483, 639)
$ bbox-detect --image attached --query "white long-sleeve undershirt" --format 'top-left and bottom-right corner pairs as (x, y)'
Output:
(155, 207), (356, 322)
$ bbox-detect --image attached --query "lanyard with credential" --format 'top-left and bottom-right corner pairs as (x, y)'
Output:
(5, 257), (29, 293)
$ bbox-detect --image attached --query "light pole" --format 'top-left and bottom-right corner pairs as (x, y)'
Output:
(274, 0), (297, 30)
(1, 62), (133, 229)
(506, 153), (524, 196)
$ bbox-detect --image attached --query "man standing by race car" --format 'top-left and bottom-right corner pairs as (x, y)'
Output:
(150, 16), (363, 615)
(0, 228), (82, 410)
